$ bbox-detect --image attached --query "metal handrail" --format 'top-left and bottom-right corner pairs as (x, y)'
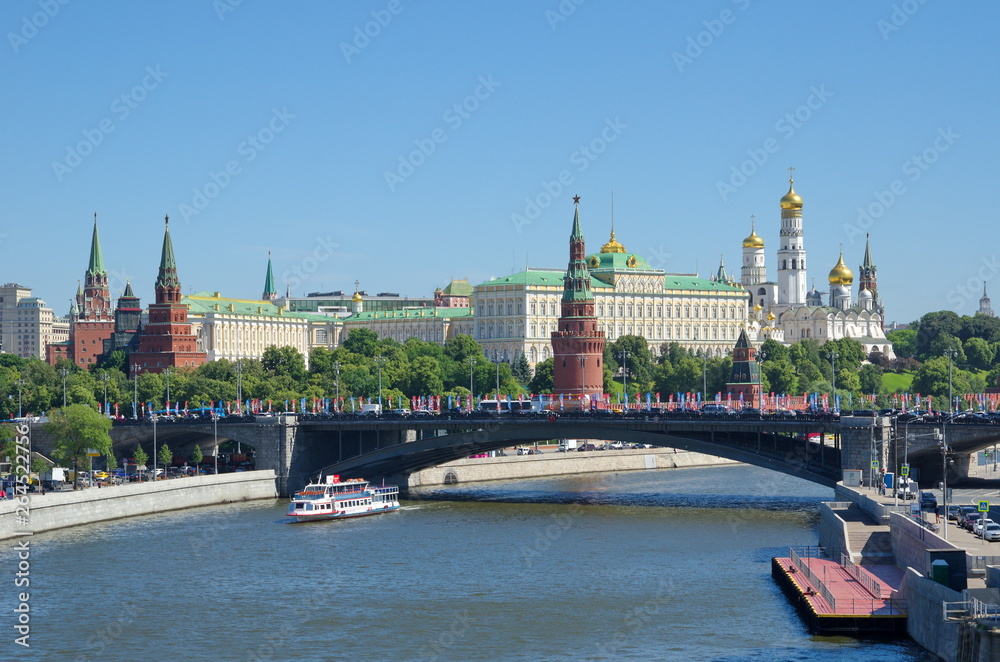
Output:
(789, 547), (838, 611)
(839, 553), (888, 599)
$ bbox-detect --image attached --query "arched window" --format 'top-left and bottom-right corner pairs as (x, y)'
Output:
(530, 302), (536, 315)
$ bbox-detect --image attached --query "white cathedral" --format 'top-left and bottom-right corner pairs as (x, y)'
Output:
(733, 172), (895, 360)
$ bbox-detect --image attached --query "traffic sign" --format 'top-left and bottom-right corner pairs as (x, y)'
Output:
(871, 460), (879, 469)
(979, 501), (990, 513)
(901, 464), (910, 477)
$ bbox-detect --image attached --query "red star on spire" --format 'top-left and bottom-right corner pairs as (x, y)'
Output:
(572, 195), (581, 204)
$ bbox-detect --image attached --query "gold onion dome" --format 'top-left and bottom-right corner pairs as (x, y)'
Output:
(742, 228), (764, 248)
(753, 303), (763, 311)
(780, 180), (803, 210)
(352, 291), (363, 302)
(767, 311), (776, 321)
(828, 253), (854, 285)
(600, 229), (626, 254)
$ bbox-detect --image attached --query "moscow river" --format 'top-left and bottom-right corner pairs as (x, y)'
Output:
(2, 464), (934, 661)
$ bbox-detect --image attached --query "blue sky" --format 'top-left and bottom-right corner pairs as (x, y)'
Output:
(3, 1), (996, 326)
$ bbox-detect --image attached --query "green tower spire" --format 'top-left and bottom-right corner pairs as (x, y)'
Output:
(155, 215), (180, 292)
(263, 252), (277, 300)
(87, 212), (106, 277)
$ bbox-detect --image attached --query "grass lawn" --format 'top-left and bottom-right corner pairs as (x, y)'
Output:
(882, 371), (914, 393)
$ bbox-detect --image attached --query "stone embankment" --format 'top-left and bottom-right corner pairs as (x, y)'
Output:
(0, 470), (277, 541)
(404, 447), (737, 487)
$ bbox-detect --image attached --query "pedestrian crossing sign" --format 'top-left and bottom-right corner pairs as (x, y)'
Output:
(979, 501), (990, 513)
(901, 464), (909, 477)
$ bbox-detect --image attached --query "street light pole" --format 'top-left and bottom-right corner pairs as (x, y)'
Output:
(494, 352), (501, 399)
(235, 361), (244, 415)
(468, 357), (476, 410)
(163, 368), (172, 409)
(332, 361), (341, 412)
(213, 412), (219, 476)
(14, 379), (25, 418)
(616, 350), (630, 406)
(374, 356), (386, 407)
(579, 356), (587, 406)
(152, 414), (157, 482)
(945, 348), (957, 416)
(59, 367), (69, 408)
(942, 418), (950, 541)
(827, 351), (839, 409)
(131, 364), (140, 419)
(100, 371), (109, 417)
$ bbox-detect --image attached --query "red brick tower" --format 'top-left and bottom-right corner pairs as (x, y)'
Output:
(70, 214), (115, 367)
(129, 216), (206, 374)
(551, 197), (605, 398)
(726, 329), (761, 407)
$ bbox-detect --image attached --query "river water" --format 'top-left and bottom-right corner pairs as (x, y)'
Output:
(2, 464), (934, 661)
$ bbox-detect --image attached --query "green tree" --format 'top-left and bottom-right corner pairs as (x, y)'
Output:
(158, 443), (173, 471)
(343, 329), (379, 357)
(512, 354), (532, 383)
(760, 338), (789, 363)
(528, 358), (554, 393)
(44, 404), (112, 490)
(609, 335), (655, 393)
(191, 444), (203, 468)
(133, 445), (149, 474)
(886, 329), (917, 359)
(964, 337), (995, 371)
(262, 346), (307, 384)
(859, 364), (884, 395)
(443, 334), (483, 363)
(762, 359), (797, 394)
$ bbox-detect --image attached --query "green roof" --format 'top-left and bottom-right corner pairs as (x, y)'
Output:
(183, 292), (332, 322)
(263, 254), (276, 297)
(585, 251), (654, 271)
(476, 269), (611, 290)
(663, 275), (745, 292)
(439, 279), (473, 297)
(156, 218), (180, 290)
(346, 307), (473, 321)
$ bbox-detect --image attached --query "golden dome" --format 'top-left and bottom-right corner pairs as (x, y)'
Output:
(742, 229), (764, 248)
(753, 303), (763, 311)
(352, 291), (363, 303)
(766, 311), (776, 321)
(600, 229), (626, 254)
(828, 253), (854, 285)
(780, 180), (803, 210)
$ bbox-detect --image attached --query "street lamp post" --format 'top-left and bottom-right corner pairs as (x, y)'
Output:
(152, 414), (157, 482)
(374, 356), (386, 407)
(14, 379), (25, 418)
(130, 364), (141, 419)
(332, 361), (341, 412)
(59, 367), (69, 408)
(945, 348), (958, 416)
(99, 371), (109, 417)
(163, 368), (172, 409)
(701, 354), (708, 401)
(494, 352), (501, 399)
(235, 360), (244, 415)
(468, 357), (476, 411)
(212, 411), (219, 476)
(616, 350), (630, 407)
(755, 350), (767, 412)
(827, 351), (839, 410)
(942, 418), (951, 541)
(579, 356), (587, 406)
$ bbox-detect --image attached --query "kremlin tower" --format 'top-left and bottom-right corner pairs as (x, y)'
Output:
(129, 216), (207, 374)
(262, 252), (277, 301)
(726, 329), (761, 407)
(69, 214), (115, 366)
(740, 216), (766, 288)
(551, 196), (605, 399)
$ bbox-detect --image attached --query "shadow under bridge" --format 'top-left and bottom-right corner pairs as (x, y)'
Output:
(319, 420), (841, 487)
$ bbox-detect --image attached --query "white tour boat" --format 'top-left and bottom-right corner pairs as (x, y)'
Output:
(287, 475), (400, 522)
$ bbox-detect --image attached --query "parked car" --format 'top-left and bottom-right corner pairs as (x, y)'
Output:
(577, 444), (597, 452)
(964, 513), (984, 531)
(945, 505), (961, 520)
(920, 491), (938, 510)
(983, 523), (1000, 542)
(958, 506), (979, 527)
(975, 518), (996, 537)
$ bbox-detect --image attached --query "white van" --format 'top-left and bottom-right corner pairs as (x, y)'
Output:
(895, 477), (918, 500)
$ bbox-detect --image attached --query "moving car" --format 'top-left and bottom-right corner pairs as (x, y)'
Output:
(920, 491), (938, 510)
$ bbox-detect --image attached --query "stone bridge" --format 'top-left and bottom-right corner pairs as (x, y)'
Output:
(27, 413), (994, 496)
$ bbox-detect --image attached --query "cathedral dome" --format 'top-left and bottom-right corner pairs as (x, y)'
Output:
(828, 253), (854, 285)
(780, 181), (803, 210)
(859, 288), (873, 301)
(742, 229), (764, 248)
(352, 291), (363, 303)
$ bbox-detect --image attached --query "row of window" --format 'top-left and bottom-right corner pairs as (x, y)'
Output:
(482, 300), (745, 321)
